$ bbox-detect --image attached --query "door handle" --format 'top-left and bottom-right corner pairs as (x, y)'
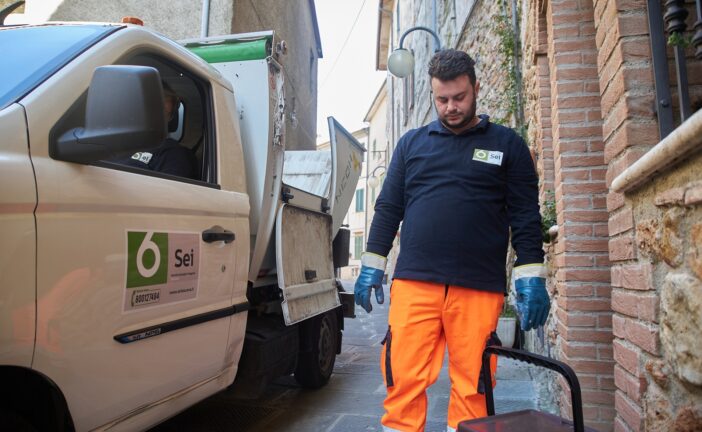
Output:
(202, 227), (235, 244)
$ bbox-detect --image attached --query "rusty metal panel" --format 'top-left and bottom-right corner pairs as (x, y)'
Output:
(276, 205), (339, 325)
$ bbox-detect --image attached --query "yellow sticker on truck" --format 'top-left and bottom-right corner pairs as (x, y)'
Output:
(124, 231), (200, 311)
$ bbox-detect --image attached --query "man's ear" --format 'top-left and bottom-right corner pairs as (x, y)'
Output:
(474, 80), (480, 96)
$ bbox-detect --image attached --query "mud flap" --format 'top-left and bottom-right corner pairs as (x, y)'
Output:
(477, 331), (502, 394)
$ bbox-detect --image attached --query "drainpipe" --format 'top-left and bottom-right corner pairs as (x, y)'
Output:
(432, 0), (438, 53)
(431, 0), (438, 121)
(390, 10), (396, 154)
(364, 131), (370, 248)
(200, 0), (211, 38)
(510, 0), (524, 129)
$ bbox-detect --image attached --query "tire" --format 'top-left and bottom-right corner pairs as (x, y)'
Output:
(294, 310), (339, 388)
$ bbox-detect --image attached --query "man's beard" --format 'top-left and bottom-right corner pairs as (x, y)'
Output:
(438, 97), (477, 132)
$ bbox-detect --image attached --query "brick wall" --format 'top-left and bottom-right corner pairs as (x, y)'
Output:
(524, 1), (555, 199)
(591, 0), (658, 430)
(547, 0), (615, 429)
(523, 0), (615, 429)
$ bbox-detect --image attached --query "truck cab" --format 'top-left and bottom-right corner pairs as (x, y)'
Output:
(0, 22), (361, 431)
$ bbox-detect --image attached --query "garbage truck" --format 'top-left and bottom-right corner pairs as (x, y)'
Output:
(0, 21), (363, 431)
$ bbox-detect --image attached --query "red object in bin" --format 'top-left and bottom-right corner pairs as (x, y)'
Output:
(458, 346), (599, 432)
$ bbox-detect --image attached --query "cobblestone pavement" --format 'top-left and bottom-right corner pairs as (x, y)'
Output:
(152, 282), (539, 431)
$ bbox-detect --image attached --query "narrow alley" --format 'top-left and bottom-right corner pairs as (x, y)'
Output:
(152, 282), (542, 431)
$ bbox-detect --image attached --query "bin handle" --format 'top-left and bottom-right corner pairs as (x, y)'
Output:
(481, 346), (585, 432)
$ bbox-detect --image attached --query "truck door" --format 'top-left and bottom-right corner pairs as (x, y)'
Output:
(20, 34), (249, 431)
(0, 104), (37, 368)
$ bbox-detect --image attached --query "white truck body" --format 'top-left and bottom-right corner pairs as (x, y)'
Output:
(0, 23), (362, 431)
(181, 32), (364, 325)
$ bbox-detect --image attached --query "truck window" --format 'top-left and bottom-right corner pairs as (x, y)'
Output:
(0, 25), (118, 111)
(107, 55), (217, 186)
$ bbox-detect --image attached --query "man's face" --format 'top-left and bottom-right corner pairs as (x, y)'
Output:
(164, 95), (177, 121)
(431, 74), (480, 134)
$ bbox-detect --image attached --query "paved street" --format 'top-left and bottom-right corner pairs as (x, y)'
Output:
(152, 282), (539, 431)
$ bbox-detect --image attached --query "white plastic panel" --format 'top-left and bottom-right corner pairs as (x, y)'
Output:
(328, 117), (366, 237)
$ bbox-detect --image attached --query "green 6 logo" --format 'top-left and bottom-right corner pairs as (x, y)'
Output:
(473, 149), (488, 161)
(127, 231), (168, 288)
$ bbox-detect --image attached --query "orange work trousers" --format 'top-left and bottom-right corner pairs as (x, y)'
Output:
(380, 278), (504, 432)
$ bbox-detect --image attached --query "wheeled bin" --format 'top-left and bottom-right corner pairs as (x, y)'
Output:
(458, 346), (599, 432)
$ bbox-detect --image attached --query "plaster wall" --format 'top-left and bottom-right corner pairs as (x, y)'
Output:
(232, 0), (320, 151)
(365, 86), (395, 279)
(49, 0), (233, 41)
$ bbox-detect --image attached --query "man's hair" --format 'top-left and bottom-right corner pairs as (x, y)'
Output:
(428, 49), (476, 85)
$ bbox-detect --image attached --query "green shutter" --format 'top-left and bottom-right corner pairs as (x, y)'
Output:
(355, 189), (364, 212)
(354, 235), (363, 259)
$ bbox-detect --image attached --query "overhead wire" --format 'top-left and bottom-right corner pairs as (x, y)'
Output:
(319, 0), (368, 90)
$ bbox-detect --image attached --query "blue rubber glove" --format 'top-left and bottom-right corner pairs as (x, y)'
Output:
(513, 264), (550, 331)
(354, 253), (387, 313)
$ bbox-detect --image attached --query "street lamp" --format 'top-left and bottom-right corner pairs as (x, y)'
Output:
(367, 165), (387, 189)
(387, 26), (442, 78)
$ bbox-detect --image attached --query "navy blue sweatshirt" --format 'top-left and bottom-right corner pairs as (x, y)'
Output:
(366, 115), (543, 294)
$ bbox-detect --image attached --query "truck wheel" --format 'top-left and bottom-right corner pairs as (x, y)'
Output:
(294, 310), (338, 388)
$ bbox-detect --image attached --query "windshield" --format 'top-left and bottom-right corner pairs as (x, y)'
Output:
(0, 25), (119, 110)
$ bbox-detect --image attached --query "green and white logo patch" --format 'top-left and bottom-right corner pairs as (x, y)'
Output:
(124, 230), (200, 311)
(472, 148), (503, 166)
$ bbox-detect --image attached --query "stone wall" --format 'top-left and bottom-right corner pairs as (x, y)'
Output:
(388, 0), (516, 145)
(615, 150), (702, 431)
(591, 0), (702, 430)
(455, 1), (517, 126)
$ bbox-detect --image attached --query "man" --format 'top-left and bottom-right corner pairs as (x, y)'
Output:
(355, 50), (550, 432)
(119, 81), (197, 179)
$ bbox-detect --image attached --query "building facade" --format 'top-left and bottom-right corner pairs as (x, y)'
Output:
(364, 82), (400, 281)
(376, 0), (702, 430)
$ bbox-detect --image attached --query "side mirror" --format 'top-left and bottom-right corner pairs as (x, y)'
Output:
(51, 65), (167, 163)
